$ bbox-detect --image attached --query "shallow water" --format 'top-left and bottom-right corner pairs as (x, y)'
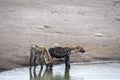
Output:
(0, 62), (120, 80)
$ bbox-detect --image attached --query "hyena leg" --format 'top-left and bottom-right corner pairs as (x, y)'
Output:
(65, 55), (70, 69)
(38, 57), (44, 69)
(43, 57), (49, 68)
(33, 56), (37, 66)
(29, 55), (33, 66)
(49, 58), (53, 67)
(29, 49), (33, 66)
(38, 54), (44, 68)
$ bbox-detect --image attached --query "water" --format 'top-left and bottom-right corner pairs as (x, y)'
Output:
(0, 62), (120, 80)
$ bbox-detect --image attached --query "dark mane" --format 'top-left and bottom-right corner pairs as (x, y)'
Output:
(49, 47), (67, 58)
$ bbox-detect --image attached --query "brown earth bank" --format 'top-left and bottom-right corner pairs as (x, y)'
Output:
(0, 0), (120, 71)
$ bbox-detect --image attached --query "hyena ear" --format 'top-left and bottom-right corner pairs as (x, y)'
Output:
(31, 44), (35, 47)
(35, 44), (38, 47)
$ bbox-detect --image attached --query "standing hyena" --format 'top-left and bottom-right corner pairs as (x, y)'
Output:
(29, 44), (52, 68)
(48, 46), (85, 68)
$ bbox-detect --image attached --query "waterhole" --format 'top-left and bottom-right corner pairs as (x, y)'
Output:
(0, 61), (120, 80)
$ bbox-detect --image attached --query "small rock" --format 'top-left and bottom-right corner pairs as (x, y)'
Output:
(9, 9), (15, 12)
(37, 25), (51, 29)
(37, 26), (45, 29)
(114, 1), (120, 4)
(44, 25), (51, 28)
(94, 33), (102, 37)
(116, 18), (120, 21)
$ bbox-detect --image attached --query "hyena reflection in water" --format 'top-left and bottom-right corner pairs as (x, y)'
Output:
(29, 67), (70, 80)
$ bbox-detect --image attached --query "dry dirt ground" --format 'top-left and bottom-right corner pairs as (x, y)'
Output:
(0, 0), (120, 71)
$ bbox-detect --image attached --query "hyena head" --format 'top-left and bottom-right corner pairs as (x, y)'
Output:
(74, 46), (85, 53)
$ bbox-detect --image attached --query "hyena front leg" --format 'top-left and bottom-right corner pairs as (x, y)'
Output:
(33, 56), (37, 66)
(43, 56), (49, 68)
(65, 54), (70, 69)
(29, 56), (33, 66)
(30, 48), (33, 66)
(39, 58), (44, 69)
(38, 54), (44, 69)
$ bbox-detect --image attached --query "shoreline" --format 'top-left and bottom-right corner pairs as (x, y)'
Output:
(1, 60), (120, 72)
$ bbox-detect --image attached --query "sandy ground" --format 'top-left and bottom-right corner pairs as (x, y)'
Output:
(0, 0), (120, 71)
